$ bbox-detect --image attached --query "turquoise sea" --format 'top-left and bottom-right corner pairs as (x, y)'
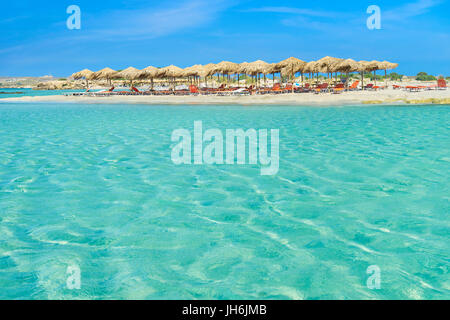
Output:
(0, 88), (85, 99)
(0, 95), (449, 299)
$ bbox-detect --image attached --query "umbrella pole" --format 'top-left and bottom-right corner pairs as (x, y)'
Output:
(361, 71), (364, 90)
(374, 70), (376, 86)
(385, 69), (387, 87)
(291, 72), (294, 93)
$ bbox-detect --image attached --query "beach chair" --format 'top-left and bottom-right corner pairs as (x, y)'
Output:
(405, 86), (420, 92)
(215, 84), (227, 92)
(131, 86), (141, 94)
(246, 85), (255, 95)
(116, 86), (139, 95)
(304, 83), (311, 90)
(332, 83), (345, 94)
(153, 88), (173, 95)
(364, 83), (374, 90)
(189, 85), (200, 95)
(348, 81), (360, 91)
(393, 85), (403, 90)
(93, 86), (115, 96)
(300, 83), (312, 92)
(207, 83), (227, 95)
(437, 79), (447, 90)
(265, 83), (283, 94)
(173, 88), (189, 95)
(231, 88), (250, 95)
(314, 83), (328, 94)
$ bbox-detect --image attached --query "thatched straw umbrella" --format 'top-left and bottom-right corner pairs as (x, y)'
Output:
(359, 60), (380, 88)
(303, 61), (320, 83)
(264, 63), (282, 85)
(182, 64), (203, 86)
(369, 60), (382, 86)
(238, 62), (251, 85)
(158, 65), (184, 78)
(213, 61), (240, 85)
(198, 63), (217, 87)
(334, 59), (361, 89)
(183, 64), (202, 77)
(199, 64), (216, 87)
(276, 57), (306, 87)
(202, 63), (217, 76)
(157, 65), (184, 90)
(116, 67), (141, 87)
(244, 60), (270, 87)
(316, 56), (344, 82)
(138, 66), (159, 90)
(93, 67), (119, 86)
(275, 57), (306, 87)
(71, 69), (94, 89)
(378, 61), (399, 86)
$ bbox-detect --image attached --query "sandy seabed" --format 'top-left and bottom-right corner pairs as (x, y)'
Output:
(1, 88), (450, 106)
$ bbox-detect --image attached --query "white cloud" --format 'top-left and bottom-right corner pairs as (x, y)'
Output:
(80, 0), (235, 41)
(244, 6), (338, 18)
(384, 0), (442, 21)
(0, 0), (236, 57)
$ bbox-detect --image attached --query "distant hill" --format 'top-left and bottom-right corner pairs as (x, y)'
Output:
(0, 76), (56, 88)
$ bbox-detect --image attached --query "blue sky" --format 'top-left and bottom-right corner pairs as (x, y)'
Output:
(1, 0), (449, 76)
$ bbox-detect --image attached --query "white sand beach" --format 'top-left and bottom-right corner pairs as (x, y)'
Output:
(2, 88), (450, 106)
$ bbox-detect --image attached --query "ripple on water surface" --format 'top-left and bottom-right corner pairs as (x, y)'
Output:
(0, 103), (449, 299)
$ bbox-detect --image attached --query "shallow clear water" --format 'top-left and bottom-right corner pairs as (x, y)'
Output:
(0, 88), (85, 99)
(0, 102), (448, 299)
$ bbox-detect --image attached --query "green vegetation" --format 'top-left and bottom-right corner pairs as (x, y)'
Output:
(365, 74), (384, 81)
(389, 72), (403, 81)
(416, 72), (436, 81)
